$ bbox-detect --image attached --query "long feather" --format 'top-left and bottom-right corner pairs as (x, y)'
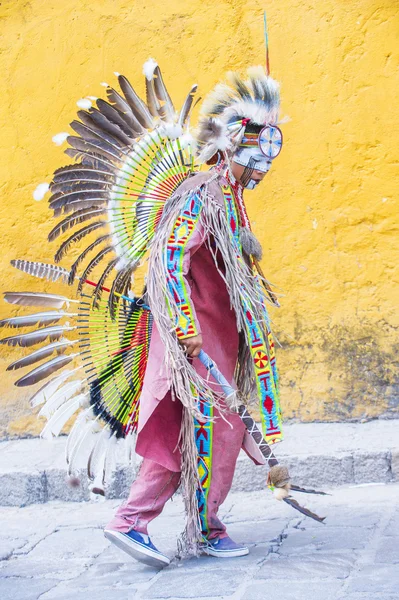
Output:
(0, 324), (74, 348)
(178, 84), (198, 127)
(68, 418), (102, 475)
(68, 233), (111, 285)
(153, 65), (175, 121)
(7, 339), (75, 371)
(0, 311), (73, 329)
(118, 74), (153, 129)
(283, 497), (326, 523)
(53, 162), (114, 181)
(4, 292), (77, 309)
(15, 354), (76, 387)
(79, 109), (133, 146)
(65, 407), (94, 466)
(102, 434), (118, 486)
(145, 76), (161, 118)
(49, 189), (109, 213)
(30, 368), (81, 407)
(70, 119), (126, 150)
(54, 221), (106, 263)
(66, 136), (123, 163)
(10, 260), (70, 284)
(95, 100), (136, 138)
(40, 393), (88, 439)
(77, 246), (114, 293)
(48, 208), (105, 242)
(87, 427), (111, 480)
(92, 257), (119, 307)
(105, 87), (145, 135)
(39, 379), (85, 419)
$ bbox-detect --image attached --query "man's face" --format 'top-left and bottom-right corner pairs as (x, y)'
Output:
(230, 162), (267, 188)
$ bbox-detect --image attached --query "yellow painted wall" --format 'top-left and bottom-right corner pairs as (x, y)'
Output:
(0, 0), (398, 437)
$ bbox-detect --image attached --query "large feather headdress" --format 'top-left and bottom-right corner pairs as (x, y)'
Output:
(196, 66), (280, 163)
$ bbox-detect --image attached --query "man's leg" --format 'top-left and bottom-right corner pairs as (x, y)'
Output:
(105, 458), (180, 567)
(106, 458), (181, 534)
(202, 408), (248, 557)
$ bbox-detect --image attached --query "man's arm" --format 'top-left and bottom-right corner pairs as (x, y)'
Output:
(163, 190), (205, 357)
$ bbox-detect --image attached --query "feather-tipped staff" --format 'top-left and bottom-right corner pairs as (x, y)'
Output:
(198, 350), (327, 524)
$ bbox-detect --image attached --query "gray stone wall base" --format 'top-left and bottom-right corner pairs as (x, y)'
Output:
(1, 419), (398, 506)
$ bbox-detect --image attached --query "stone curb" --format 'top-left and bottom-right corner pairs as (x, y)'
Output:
(1, 420), (398, 506)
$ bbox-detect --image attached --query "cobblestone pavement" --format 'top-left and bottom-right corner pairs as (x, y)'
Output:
(1, 483), (398, 600)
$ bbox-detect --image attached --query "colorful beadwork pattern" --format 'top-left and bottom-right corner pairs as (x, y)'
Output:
(194, 397), (214, 537)
(165, 191), (203, 339)
(222, 184), (282, 443)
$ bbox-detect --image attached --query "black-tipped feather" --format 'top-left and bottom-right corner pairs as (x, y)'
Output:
(54, 221), (107, 263)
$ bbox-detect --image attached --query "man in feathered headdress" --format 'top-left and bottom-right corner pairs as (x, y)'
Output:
(104, 66), (284, 567)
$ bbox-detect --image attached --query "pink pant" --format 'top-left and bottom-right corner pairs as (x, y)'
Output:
(107, 396), (246, 540)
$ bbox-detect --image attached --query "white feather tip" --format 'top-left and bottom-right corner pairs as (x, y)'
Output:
(143, 58), (158, 81)
(76, 98), (92, 109)
(33, 183), (50, 201)
(52, 132), (69, 146)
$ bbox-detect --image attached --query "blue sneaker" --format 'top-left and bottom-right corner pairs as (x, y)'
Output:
(201, 535), (249, 558)
(104, 528), (170, 568)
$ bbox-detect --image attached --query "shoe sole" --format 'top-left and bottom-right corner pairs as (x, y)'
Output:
(202, 546), (249, 558)
(104, 529), (170, 568)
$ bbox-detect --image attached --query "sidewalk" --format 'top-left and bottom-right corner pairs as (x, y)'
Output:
(1, 484), (398, 600)
(0, 419), (398, 506)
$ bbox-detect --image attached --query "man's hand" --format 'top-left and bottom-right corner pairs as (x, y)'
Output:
(179, 334), (203, 358)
